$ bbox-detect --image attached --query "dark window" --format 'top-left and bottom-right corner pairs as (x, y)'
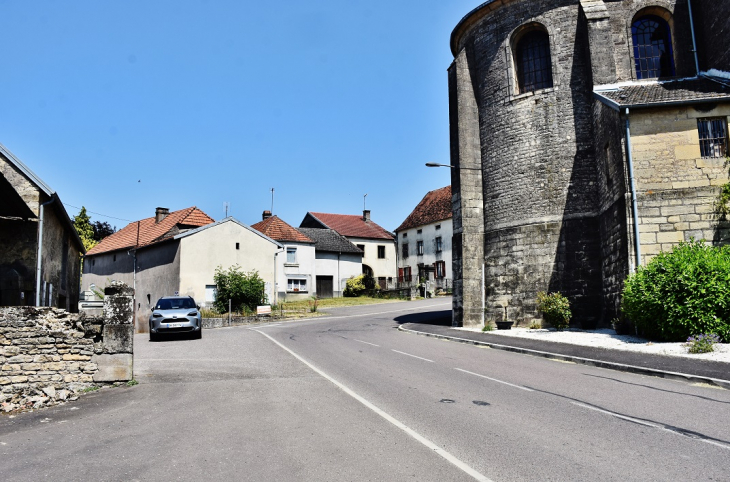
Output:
(402, 232), (407, 238)
(435, 237), (442, 253)
(632, 15), (674, 79)
(402, 243), (409, 259)
(236, 242), (240, 250)
(357, 244), (365, 254)
(516, 29), (553, 94)
(113, 254), (116, 262)
(377, 246), (385, 259)
(417, 241), (424, 256)
(404, 266), (412, 282)
(435, 224), (441, 230)
(698, 118), (728, 158)
(435, 261), (446, 279)
(417, 229), (422, 235)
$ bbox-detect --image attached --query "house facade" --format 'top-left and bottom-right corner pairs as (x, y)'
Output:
(395, 186), (453, 292)
(300, 211), (396, 289)
(251, 211), (316, 303)
(0, 142), (85, 310)
(83, 207), (281, 332)
(298, 228), (364, 298)
(449, 0), (730, 328)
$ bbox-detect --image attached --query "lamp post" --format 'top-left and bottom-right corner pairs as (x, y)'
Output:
(426, 162), (485, 328)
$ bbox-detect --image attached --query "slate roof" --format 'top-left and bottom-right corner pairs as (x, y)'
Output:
(395, 186), (452, 232)
(297, 228), (364, 255)
(250, 215), (313, 243)
(302, 212), (395, 240)
(86, 207), (215, 255)
(593, 76), (730, 110)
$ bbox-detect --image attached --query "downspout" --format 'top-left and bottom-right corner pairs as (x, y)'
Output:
(337, 251), (341, 298)
(35, 197), (55, 306)
(687, 0), (700, 76)
(625, 108), (642, 271)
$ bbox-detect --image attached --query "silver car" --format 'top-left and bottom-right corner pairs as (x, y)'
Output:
(149, 296), (202, 341)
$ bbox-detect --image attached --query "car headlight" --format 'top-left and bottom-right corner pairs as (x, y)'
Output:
(188, 311), (198, 316)
(153, 313), (162, 317)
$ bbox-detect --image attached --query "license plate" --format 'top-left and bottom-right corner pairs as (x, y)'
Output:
(166, 323), (184, 328)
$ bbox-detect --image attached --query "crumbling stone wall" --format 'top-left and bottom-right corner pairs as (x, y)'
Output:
(0, 281), (134, 413)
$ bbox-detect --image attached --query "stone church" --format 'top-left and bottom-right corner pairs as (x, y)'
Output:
(449, 0), (730, 328)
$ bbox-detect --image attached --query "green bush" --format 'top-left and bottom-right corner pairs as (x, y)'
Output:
(621, 240), (730, 342)
(344, 274), (374, 297)
(213, 265), (266, 313)
(536, 291), (572, 330)
(684, 334), (721, 354)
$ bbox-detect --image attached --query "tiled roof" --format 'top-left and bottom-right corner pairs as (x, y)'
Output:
(594, 77), (730, 109)
(86, 207), (215, 255)
(297, 228), (364, 254)
(250, 216), (313, 243)
(303, 212), (395, 240)
(395, 186), (452, 232)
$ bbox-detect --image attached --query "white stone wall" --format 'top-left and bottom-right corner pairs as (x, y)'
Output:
(397, 219), (453, 286)
(347, 237), (396, 282)
(315, 252), (362, 297)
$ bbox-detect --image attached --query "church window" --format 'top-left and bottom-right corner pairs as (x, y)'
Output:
(515, 28), (553, 94)
(632, 15), (674, 79)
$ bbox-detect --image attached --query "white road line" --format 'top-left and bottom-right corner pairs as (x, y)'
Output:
(392, 349), (435, 363)
(254, 329), (493, 482)
(571, 402), (730, 451)
(455, 368), (534, 392)
(355, 339), (380, 347)
(323, 303), (451, 320)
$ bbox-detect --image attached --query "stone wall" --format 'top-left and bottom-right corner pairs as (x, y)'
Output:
(0, 282), (134, 413)
(694, 0), (730, 72)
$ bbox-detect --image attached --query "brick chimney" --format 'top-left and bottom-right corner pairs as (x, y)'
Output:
(155, 207), (169, 223)
(262, 210), (272, 221)
(363, 210), (370, 222)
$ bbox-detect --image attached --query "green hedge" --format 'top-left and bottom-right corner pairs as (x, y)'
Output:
(621, 240), (730, 342)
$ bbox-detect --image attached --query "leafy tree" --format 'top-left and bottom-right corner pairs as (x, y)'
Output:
(213, 265), (266, 313)
(92, 221), (116, 241)
(72, 206), (97, 251)
(344, 274), (367, 297)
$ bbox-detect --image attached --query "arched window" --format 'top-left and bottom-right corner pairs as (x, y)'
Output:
(632, 15), (674, 79)
(515, 29), (553, 94)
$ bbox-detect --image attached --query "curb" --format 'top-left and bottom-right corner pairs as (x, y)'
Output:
(398, 325), (730, 390)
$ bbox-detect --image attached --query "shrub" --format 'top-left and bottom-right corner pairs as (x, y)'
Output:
(621, 240), (730, 342)
(684, 334), (721, 354)
(344, 275), (367, 297)
(536, 291), (572, 330)
(308, 296), (319, 313)
(213, 265), (266, 313)
(482, 323), (494, 332)
(528, 320), (542, 330)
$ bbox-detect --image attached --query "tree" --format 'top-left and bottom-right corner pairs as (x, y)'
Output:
(92, 220), (116, 241)
(72, 207), (97, 251)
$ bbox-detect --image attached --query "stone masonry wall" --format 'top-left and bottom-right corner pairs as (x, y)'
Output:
(0, 282), (134, 413)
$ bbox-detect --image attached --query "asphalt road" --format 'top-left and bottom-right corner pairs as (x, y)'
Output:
(1, 299), (729, 481)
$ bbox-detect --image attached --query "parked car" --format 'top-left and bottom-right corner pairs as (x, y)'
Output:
(149, 296), (202, 341)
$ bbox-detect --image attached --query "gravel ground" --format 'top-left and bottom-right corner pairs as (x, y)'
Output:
(456, 326), (730, 363)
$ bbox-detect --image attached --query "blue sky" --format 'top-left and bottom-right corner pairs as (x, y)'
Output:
(1, 0), (477, 232)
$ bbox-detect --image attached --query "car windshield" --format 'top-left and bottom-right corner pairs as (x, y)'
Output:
(155, 298), (196, 310)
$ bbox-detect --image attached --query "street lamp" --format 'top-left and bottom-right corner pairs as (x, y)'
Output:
(425, 161), (485, 328)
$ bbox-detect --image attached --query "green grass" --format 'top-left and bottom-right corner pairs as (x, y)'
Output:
(280, 296), (403, 311)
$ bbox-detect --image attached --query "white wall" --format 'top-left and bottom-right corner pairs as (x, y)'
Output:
(348, 237), (396, 282)
(315, 252), (362, 297)
(178, 220), (279, 305)
(397, 219), (453, 286)
(276, 242), (316, 302)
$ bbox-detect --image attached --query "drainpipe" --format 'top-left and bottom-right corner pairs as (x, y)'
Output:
(35, 197), (55, 306)
(687, 0), (700, 76)
(625, 108), (642, 271)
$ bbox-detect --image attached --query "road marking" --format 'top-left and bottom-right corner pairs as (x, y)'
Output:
(455, 369), (534, 392)
(572, 402), (730, 451)
(355, 339), (380, 347)
(392, 349), (434, 363)
(323, 303), (451, 321)
(254, 329), (493, 482)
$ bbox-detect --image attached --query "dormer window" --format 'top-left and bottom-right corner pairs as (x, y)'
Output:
(631, 15), (674, 79)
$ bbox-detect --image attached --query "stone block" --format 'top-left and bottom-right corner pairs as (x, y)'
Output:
(91, 354), (133, 382)
(102, 324), (134, 354)
(657, 231), (683, 243)
(62, 354), (91, 361)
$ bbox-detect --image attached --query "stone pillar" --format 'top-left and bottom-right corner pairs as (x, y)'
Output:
(448, 48), (485, 328)
(580, 0), (617, 85)
(91, 281), (134, 382)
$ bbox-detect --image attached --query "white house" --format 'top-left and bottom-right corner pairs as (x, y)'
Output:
(298, 227), (363, 297)
(300, 210), (396, 289)
(251, 211), (316, 303)
(395, 186), (453, 291)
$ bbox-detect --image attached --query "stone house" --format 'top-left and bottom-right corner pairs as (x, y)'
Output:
(251, 211), (316, 303)
(0, 142), (85, 310)
(448, 0), (730, 327)
(298, 227), (364, 298)
(395, 186), (453, 291)
(300, 211), (397, 289)
(82, 207), (281, 332)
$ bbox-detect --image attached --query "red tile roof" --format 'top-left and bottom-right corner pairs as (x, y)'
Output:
(86, 207), (215, 255)
(251, 216), (313, 243)
(306, 212), (395, 240)
(395, 186), (452, 232)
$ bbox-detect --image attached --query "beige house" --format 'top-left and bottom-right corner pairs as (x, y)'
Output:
(83, 207), (281, 332)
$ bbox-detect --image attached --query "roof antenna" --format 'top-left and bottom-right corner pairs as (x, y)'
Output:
(271, 188), (275, 214)
(363, 193), (368, 211)
(224, 202), (229, 218)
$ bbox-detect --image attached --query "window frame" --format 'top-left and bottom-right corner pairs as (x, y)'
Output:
(512, 24), (554, 95)
(286, 247), (297, 264)
(416, 240), (424, 256)
(697, 118), (728, 159)
(631, 14), (675, 80)
(287, 278), (307, 293)
(377, 245), (386, 259)
(435, 236), (442, 253)
(402, 243), (409, 259)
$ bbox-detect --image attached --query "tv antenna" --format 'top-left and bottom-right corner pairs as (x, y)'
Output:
(224, 202), (230, 218)
(271, 188), (275, 213)
(364, 193), (368, 211)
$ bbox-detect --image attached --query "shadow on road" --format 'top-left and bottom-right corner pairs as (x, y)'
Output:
(394, 309), (452, 326)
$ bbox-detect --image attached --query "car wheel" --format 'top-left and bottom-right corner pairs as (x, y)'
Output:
(195, 329), (202, 340)
(149, 332), (158, 342)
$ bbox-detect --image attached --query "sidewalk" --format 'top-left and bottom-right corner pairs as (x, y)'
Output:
(399, 322), (730, 389)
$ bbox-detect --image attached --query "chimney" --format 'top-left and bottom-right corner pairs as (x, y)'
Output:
(155, 207), (170, 223)
(262, 210), (272, 221)
(363, 210), (370, 222)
